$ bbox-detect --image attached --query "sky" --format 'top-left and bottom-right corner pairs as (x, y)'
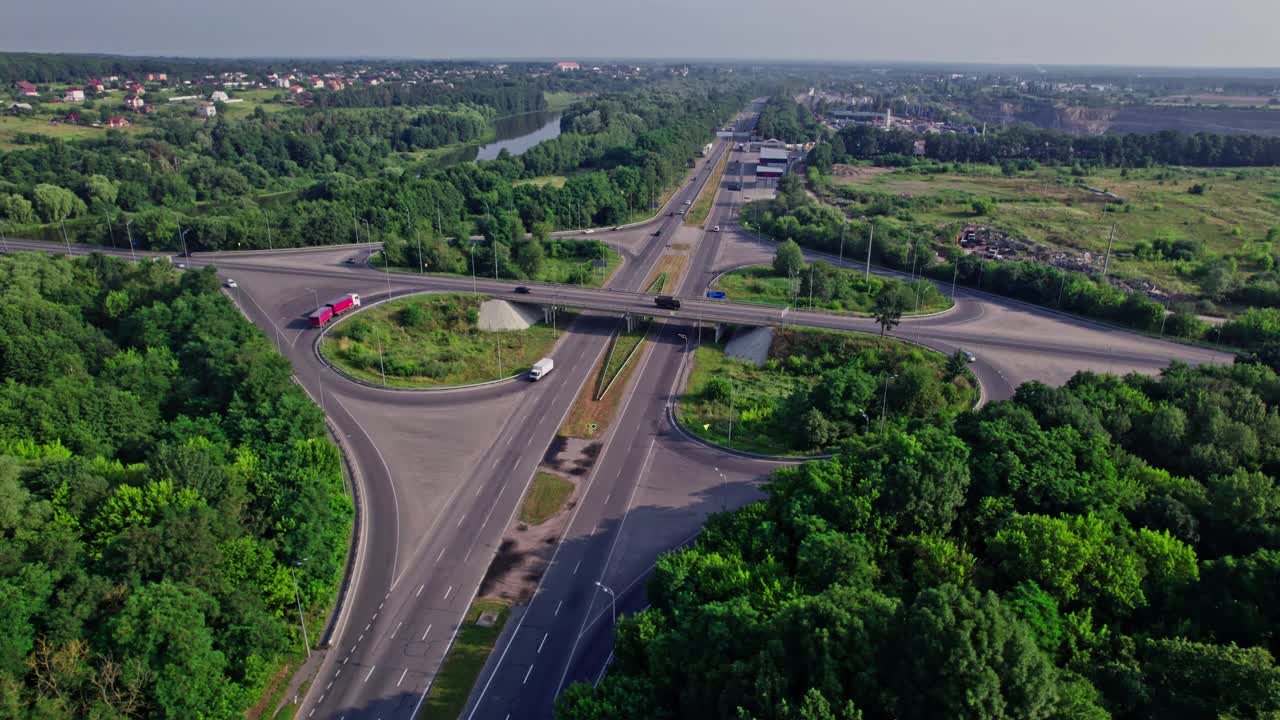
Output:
(4, 0), (1278, 68)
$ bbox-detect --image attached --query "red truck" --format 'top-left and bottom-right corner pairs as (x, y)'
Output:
(309, 293), (361, 327)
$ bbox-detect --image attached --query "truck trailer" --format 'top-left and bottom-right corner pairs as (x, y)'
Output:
(529, 357), (555, 381)
(702, 143), (713, 157)
(309, 293), (362, 327)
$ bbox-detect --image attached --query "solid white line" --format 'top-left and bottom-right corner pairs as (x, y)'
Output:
(421, 624), (432, 641)
(329, 394), (401, 584)
(364, 666), (376, 682)
(391, 621), (402, 639)
(397, 668), (408, 687)
(523, 665), (535, 685)
(538, 633), (549, 654)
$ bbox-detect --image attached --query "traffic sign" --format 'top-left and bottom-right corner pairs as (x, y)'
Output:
(706, 291), (726, 299)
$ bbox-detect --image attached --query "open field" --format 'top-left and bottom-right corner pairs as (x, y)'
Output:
(0, 114), (140, 149)
(321, 294), (563, 388)
(680, 327), (976, 455)
(644, 254), (688, 294)
(543, 90), (580, 111)
(829, 165), (1280, 296)
(513, 175), (568, 189)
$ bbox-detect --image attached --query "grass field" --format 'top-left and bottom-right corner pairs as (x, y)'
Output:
(513, 175), (568, 189)
(519, 472), (574, 526)
(680, 327), (975, 455)
(598, 321), (651, 398)
(685, 148), (729, 226)
(829, 165), (1280, 295)
(0, 114), (129, 149)
(645, 255), (688, 294)
(713, 265), (952, 315)
(321, 294), (563, 388)
(543, 90), (580, 112)
(541, 245), (622, 287)
(416, 598), (512, 720)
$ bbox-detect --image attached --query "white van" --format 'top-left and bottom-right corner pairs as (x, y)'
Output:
(529, 358), (554, 381)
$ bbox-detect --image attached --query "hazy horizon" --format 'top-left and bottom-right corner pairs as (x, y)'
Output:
(4, 0), (1278, 69)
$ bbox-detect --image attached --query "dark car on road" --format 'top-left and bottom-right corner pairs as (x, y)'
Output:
(655, 295), (681, 310)
(514, 286), (531, 294)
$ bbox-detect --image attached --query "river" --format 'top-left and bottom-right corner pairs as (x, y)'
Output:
(434, 110), (562, 166)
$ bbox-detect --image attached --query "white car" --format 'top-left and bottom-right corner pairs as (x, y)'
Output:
(963, 350), (976, 363)
(685, 200), (692, 205)
(711, 226), (720, 232)
(225, 278), (237, 288)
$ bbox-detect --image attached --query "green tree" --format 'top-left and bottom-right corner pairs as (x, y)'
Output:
(0, 193), (37, 224)
(872, 285), (910, 336)
(31, 183), (86, 223)
(774, 238), (806, 279)
(516, 238), (546, 278)
(887, 584), (1059, 720)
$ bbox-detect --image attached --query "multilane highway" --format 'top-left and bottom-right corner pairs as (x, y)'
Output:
(0, 104), (1231, 719)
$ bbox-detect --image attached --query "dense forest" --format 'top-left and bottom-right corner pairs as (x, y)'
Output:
(0, 252), (350, 718)
(828, 123), (1280, 168)
(0, 79), (746, 254)
(559, 359), (1280, 719)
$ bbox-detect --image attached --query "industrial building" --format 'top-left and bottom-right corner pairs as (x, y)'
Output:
(758, 147), (789, 165)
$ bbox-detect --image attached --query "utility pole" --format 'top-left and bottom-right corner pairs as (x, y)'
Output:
(178, 227), (190, 259)
(266, 220), (272, 250)
(375, 327), (387, 386)
(950, 258), (960, 298)
(864, 226), (874, 283)
(0, 223), (8, 253)
(416, 228), (424, 274)
(1101, 223), (1116, 278)
(727, 379), (734, 448)
(60, 220), (72, 256)
(809, 264), (815, 309)
(124, 218), (136, 261)
(838, 223), (846, 267)
(879, 374), (896, 433)
(470, 243), (477, 295)
(290, 564), (311, 658)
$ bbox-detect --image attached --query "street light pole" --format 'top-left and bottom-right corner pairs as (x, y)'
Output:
(951, 259), (960, 299)
(104, 213), (117, 250)
(593, 581), (617, 628)
(60, 220), (72, 256)
(0, 222), (8, 253)
(838, 222), (845, 268)
(179, 227), (190, 259)
(864, 225), (874, 283)
(714, 466), (727, 511)
(290, 563), (311, 658)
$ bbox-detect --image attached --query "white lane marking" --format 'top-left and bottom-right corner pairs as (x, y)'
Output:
(318, 694), (325, 704)
(357, 634), (364, 643)
(538, 633), (549, 654)
(436, 546), (447, 564)
(555, 600), (562, 616)
(523, 665), (535, 685)
(364, 623), (370, 632)
(457, 514), (466, 527)
(372, 612), (378, 621)
(463, 544), (474, 562)
(364, 666), (376, 682)
(525, 435), (534, 448)
(391, 621), (402, 639)
(416, 583), (424, 598)
(397, 668), (408, 687)
(335, 669), (342, 677)
(421, 624), (432, 641)
(378, 602), (384, 610)
(572, 560), (581, 575)
(604, 493), (611, 504)
(326, 681), (333, 690)
(559, 436), (657, 690)
(444, 585), (454, 600)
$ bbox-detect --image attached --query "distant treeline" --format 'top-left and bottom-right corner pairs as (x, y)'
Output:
(824, 124), (1280, 167)
(308, 80), (548, 115)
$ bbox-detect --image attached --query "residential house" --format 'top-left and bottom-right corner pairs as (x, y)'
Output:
(288, 84), (305, 96)
(274, 76), (292, 88)
(367, 78), (383, 86)
(107, 116), (130, 128)
(309, 77), (325, 89)
(209, 90), (229, 102)
(63, 87), (85, 103)
(127, 82), (145, 95)
(123, 95), (144, 111)
(6, 102), (33, 113)
(194, 102), (216, 118)
(325, 79), (345, 91)
(555, 61), (580, 71)
(144, 72), (168, 82)
(86, 79), (104, 93)
(15, 81), (37, 96)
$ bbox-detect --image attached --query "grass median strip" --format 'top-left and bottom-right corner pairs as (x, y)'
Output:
(685, 148), (729, 226)
(561, 324), (652, 439)
(519, 472), (575, 526)
(644, 255), (688, 295)
(416, 599), (512, 720)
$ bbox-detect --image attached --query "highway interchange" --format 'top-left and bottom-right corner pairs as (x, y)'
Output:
(0, 103), (1231, 720)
